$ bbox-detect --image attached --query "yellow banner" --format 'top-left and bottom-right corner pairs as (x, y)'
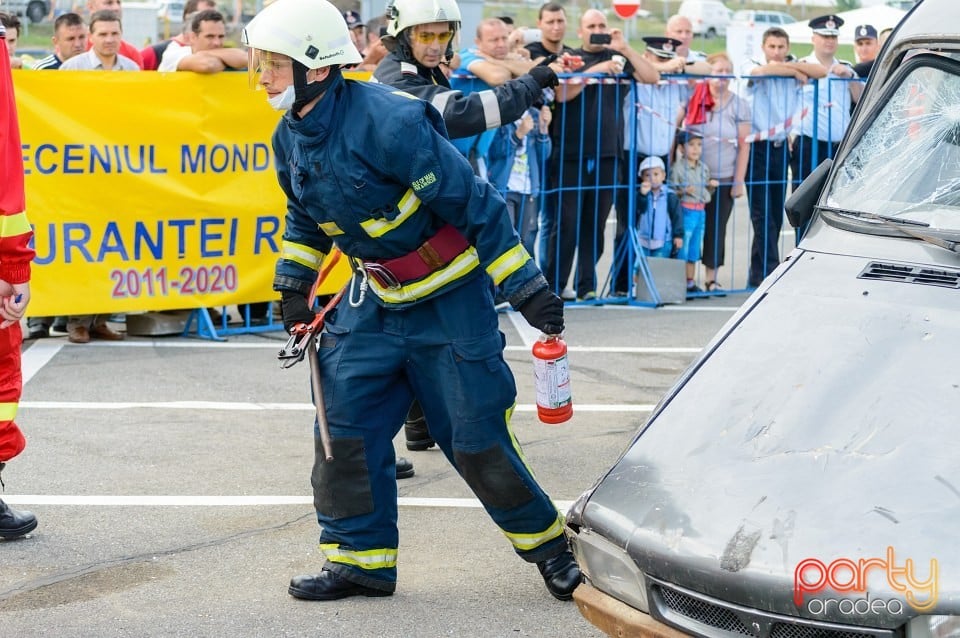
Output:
(16, 71), (352, 316)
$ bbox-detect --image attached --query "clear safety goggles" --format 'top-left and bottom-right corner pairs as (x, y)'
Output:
(247, 48), (294, 89)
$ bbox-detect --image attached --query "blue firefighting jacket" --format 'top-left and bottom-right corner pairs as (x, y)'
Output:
(272, 73), (546, 309)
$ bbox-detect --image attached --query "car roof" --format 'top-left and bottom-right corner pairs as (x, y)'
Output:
(864, 0), (960, 111)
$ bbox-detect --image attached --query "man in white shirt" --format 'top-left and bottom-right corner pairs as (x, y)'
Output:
(743, 27), (825, 286)
(60, 10), (139, 72)
(789, 14), (863, 192)
(158, 9), (246, 73)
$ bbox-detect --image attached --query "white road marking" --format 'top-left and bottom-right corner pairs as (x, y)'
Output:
(21, 341), (65, 384)
(20, 400), (655, 412)
(58, 340), (702, 354)
(507, 310), (541, 349)
(1, 494), (575, 510)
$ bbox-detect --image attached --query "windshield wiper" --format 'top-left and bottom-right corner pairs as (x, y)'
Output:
(818, 205), (931, 226)
(818, 205), (960, 255)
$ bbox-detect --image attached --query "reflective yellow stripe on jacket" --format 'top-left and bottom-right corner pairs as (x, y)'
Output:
(280, 240), (325, 270)
(320, 543), (398, 570)
(360, 188), (421, 238)
(319, 221), (344, 236)
(0, 211), (31, 240)
(486, 244), (532, 285)
(501, 515), (565, 552)
(0, 402), (18, 421)
(366, 247), (481, 304)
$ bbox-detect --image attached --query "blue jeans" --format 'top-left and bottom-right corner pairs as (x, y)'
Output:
(679, 208), (706, 263)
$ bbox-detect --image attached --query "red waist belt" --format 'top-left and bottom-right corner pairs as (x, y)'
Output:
(365, 224), (470, 288)
(681, 202), (706, 211)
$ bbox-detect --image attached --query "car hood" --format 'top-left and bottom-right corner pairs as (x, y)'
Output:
(576, 249), (960, 625)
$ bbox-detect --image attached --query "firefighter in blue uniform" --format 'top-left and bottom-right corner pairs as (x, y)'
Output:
(374, 0), (563, 455)
(242, 0), (581, 602)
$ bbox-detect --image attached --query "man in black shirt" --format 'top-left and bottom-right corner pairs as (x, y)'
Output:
(852, 24), (879, 79)
(544, 9), (658, 301)
(525, 2), (574, 61)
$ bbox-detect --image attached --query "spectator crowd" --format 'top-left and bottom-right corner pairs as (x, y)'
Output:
(0, 0), (885, 336)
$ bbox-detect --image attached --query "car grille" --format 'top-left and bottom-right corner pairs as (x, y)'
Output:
(858, 261), (960, 289)
(770, 623), (875, 638)
(648, 578), (898, 638)
(658, 585), (753, 635)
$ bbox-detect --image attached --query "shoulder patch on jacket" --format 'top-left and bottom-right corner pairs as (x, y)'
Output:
(400, 61), (418, 76)
(412, 172), (437, 192)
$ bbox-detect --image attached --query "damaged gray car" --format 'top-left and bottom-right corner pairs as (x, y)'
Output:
(566, 1), (960, 637)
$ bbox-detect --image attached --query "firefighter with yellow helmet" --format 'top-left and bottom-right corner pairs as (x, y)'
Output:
(242, 0), (580, 602)
(374, 0), (562, 138)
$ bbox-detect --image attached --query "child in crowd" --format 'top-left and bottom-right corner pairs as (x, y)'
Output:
(487, 105), (552, 257)
(635, 155), (683, 262)
(670, 131), (718, 295)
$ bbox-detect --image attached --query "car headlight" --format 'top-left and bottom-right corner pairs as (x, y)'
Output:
(907, 616), (960, 638)
(570, 528), (649, 613)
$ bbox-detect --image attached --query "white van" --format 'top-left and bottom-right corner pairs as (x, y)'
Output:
(677, 0), (731, 38)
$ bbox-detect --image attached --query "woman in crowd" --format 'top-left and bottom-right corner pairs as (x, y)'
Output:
(686, 52), (751, 294)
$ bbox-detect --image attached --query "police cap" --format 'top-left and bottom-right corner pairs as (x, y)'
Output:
(854, 24), (878, 41)
(643, 36), (682, 59)
(343, 9), (363, 30)
(809, 14), (843, 37)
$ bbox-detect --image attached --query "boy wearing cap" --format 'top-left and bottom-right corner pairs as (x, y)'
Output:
(853, 24), (879, 78)
(671, 131), (717, 294)
(790, 14), (863, 192)
(636, 156), (682, 260)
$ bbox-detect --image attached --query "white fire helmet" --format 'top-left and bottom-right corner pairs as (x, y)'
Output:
(242, 0), (361, 83)
(384, 0), (462, 38)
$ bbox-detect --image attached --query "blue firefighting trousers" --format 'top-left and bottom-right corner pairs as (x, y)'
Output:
(310, 273), (567, 592)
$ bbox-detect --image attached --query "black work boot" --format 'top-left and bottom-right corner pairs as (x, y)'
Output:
(403, 401), (435, 451)
(0, 499), (38, 540)
(537, 550), (581, 601)
(289, 569), (394, 601)
(396, 456), (414, 480)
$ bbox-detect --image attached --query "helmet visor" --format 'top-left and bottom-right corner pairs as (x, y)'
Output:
(247, 48), (294, 90)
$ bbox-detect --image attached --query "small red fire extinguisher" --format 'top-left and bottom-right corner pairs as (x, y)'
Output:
(532, 334), (573, 424)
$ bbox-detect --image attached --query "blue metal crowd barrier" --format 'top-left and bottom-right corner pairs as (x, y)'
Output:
(477, 70), (865, 306)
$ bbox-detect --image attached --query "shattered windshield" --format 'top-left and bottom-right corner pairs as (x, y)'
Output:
(828, 58), (960, 230)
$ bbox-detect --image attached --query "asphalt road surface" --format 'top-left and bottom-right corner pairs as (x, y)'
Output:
(1, 292), (750, 637)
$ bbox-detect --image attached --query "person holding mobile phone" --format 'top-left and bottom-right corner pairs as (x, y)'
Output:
(543, 9), (659, 301)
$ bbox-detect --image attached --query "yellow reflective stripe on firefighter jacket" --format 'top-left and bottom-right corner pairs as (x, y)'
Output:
(271, 73), (544, 307)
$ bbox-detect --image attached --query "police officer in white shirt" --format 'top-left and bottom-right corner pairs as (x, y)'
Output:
(789, 15), (863, 193)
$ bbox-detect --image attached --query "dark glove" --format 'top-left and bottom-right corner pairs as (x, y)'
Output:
(281, 292), (316, 333)
(528, 65), (559, 89)
(518, 288), (564, 335)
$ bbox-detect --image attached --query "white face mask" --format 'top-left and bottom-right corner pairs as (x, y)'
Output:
(267, 85), (296, 111)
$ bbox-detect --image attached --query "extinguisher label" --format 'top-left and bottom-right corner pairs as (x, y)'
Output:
(534, 353), (571, 409)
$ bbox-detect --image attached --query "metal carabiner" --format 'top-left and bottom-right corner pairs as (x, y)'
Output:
(348, 261), (368, 307)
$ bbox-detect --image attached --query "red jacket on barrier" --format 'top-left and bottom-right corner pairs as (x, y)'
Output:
(0, 26), (35, 463)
